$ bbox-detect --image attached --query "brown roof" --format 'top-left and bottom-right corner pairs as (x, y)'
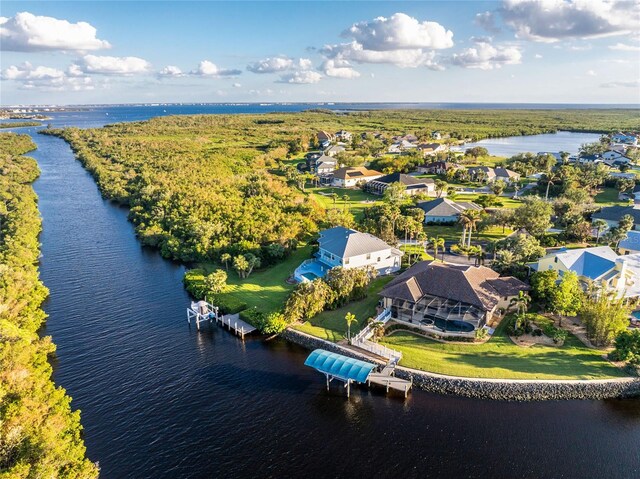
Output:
(379, 261), (528, 311)
(333, 166), (382, 180)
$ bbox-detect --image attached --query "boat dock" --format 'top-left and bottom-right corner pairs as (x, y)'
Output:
(187, 300), (256, 339)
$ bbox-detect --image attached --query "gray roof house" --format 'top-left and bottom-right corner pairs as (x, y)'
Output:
(293, 227), (403, 282)
(592, 205), (640, 230)
(365, 172), (435, 196)
(469, 166), (520, 183)
(417, 198), (482, 223)
(379, 261), (529, 336)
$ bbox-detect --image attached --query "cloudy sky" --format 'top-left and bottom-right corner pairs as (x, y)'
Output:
(1, 0), (639, 105)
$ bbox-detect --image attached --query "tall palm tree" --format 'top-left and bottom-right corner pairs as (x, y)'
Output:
(430, 236), (445, 261)
(331, 192), (338, 206)
(342, 194), (350, 212)
(544, 169), (559, 201)
(459, 209), (481, 248)
(593, 219), (608, 244)
(510, 291), (530, 318)
(345, 312), (358, 343)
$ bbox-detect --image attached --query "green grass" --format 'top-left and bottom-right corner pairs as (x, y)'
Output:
(454, 192), (522, 209)
(293, 276), (393, 342)
(308, 186), (382, 220)
(594, 187), (628, 205)
(201, 244), (312, 314)
(380, 317), (626, 380)
(424, 223), (513, 243)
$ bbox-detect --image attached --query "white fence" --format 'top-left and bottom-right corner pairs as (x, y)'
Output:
(351, 309), (401, 362)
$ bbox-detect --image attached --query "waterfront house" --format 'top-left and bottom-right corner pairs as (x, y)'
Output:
(592, 204), (640, 230)
(417, 198), (482, 223)
(468, 166), (520, 184)
(417, 143), (446, 157)
(612, 133), (638, 146)
(619, 231), (640, 255)
(416, 161), (460, 175)
(532, 246), (640, 298)
(293, 226), (403, 282)
(379, 261), (529, 335)
(365, 172), (435, 196)
(601, 149), (632, 165)
(331, 166), (383, 188)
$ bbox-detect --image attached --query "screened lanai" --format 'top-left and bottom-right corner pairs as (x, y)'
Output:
(389, 293), (487, 333)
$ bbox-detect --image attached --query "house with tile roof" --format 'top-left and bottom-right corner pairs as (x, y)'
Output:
(417, 198), (482, 223)
(365, 172), (435, 196)
(293, 227), (403, 282)
(469, 166), (520, 184)
(330, 166), (383, 188)
(532, 246), (640, 298)
(379, 261), (528, 335)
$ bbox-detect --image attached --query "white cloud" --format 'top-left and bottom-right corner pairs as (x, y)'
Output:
(320, 12), (453, 69)
(278, 70), (322, 84)
(158, 65), (184, 77)
(600, 79), (640, 88)
(497, 0), (640, 43)
(0, 11), (110, 52)
(321, 41), (443, 69)
(1, 61), (95, 91)
(450, 41), (522, 70)
(77, 55), (151, 75)
(191, 60), (242, 77)
(586, 69), (596, 76)
(609, 42), (640, 51)
(247, 56), (311, 73)
(321, 59), (361, 79)
(344, 12), (454, 50)
(232, 82), (242, 88)
(534, 53), (543, 58)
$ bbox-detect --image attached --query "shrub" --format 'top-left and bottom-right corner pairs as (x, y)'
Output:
(217, 296), (248, 314)
(183, 268), (206, 298)
(610, 330), (640, 365)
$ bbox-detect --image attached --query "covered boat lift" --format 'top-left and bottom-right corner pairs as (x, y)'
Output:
(304, 349), (411, 398)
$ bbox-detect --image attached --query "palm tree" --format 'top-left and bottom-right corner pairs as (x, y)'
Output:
(459, 209), (481, 248)
(430, 236), (445, 261)
(510, 291), (530, 329)
(330, 192), (338, 206)
(220, 253), (231, 270)
(345, 312), (358, 343)
(544, 169), (559, 201)
(342, 194), (350, 212)
(593, 219), (608, 244)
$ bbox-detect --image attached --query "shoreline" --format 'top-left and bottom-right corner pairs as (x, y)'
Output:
(281, 328), (640, 401)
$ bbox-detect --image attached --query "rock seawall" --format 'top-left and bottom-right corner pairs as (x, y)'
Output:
(282, 328), (640, 401)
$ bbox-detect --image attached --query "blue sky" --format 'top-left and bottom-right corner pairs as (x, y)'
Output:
(1, 1), (639, 105)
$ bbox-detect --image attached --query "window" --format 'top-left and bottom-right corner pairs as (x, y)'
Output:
(345, 258), (350, 265)
(366, 253), (371, 260)
(377, 257), (381, 262)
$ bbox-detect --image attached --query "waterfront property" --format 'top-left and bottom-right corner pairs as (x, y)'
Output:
(532, 246), (640, 298)
(468, 166), (520, 184)
(330, 166), (383, 188)
(379, 261), (529, 336)
(365, 172), (435, 196)
(417, 197), (482, 223)
(293, 226), (402, 282)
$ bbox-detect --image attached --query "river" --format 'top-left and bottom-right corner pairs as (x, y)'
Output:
(463, 130), (602, 157)
(3, 106), (640, 478)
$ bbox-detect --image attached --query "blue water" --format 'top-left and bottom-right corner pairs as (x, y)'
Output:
(463, 130), (602, 157)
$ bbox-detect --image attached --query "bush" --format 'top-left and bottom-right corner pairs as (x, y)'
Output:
(184, 268), (206, 297)
(610, 330), (640, 365)
(217, 296), (248, 314)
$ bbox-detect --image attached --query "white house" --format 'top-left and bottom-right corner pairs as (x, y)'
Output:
(324, 145), (346, 157)
(331, 166), (383, 188)
(601, 149), (632, 165)
(532, 246), (640, 298)
(335, 130), (353, 142)
(293, 227), (403, 282)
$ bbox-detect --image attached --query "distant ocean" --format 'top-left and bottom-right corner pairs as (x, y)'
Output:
(2, 102), (637, 130)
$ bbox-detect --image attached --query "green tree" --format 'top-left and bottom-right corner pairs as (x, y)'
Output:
(458, 209), (482, 248)
(233, 254), (250, 279)
(204, 269), (227, 297)
(430, 236), (445, 261)
(220, 252), (232, 270)
(580, 291), (631, 347)
(530, 269), (559, 311)
(513, 196), (552, 237)
(383, 182), (407, 205)
(345, 312), (358, 342)
(490, 179), (506, 196)
(610, 330), (640, 366)
(434, 179), (447, 198)
(592, 219), (608, 244)
(550, 271), (584, 325)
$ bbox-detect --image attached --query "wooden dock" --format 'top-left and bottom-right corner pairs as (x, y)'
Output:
(213, 313), (256, 339)
(367, 361), (412, 397)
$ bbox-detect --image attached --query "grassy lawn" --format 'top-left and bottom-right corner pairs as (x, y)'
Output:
(424, 223), (513, 243)
(595, 187), (628, 205)
(380, 317), (626, 380)
(293, 276), (393, 342)
(454, 192), (522, 209)
(201, 244), (312, 314)
(308, 186), (381, 220)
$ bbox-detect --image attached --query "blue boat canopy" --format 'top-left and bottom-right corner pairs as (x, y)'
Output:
(304, 349), (376, 383)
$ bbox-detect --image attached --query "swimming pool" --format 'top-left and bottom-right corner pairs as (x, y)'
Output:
(301, 272), (319, 282)
(422, 317), (475, 333)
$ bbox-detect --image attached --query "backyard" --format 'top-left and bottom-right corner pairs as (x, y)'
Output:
(307, 186), (381, 220)
(293, 276), (393, 341)
(380, 317), (627, 380)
